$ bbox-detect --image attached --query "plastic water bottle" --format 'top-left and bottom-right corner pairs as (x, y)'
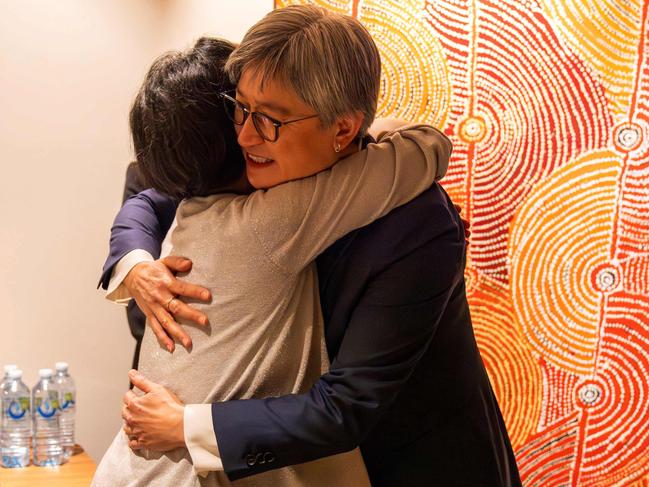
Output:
(1, 364), (18, 384)
(32, 369), (63, 466)
(54, 362), (75, 460)
(1, 369), (31, 468)
(0, 366), (18, 445)
(1, 365), (18, 394)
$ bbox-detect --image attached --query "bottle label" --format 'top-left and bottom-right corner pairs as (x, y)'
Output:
(5, 398), (29, 420)
(61, 392), (75, 410)
(34, 396), (59, 418)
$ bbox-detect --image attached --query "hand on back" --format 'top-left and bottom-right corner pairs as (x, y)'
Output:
(123, 256), (211, 352)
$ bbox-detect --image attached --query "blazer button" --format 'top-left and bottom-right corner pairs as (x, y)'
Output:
(263, 452), (276, 463)
(256, 452), (265, 464)
(245, 454), (256, 466)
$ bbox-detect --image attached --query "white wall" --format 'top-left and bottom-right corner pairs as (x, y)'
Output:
(0, 0), (272, 462)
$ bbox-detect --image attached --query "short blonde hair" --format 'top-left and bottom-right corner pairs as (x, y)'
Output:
(225, 5), (381, 135)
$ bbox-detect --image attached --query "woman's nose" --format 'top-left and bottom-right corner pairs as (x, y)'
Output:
(237, 116), (263, 148)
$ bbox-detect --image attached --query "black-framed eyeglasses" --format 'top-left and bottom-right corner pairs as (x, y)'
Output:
(220, 92), (319, 143)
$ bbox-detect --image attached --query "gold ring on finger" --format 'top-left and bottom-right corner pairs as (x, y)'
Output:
(165, 296), (177, 312)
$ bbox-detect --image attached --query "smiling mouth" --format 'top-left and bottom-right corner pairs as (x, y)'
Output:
(246, 153), (274, 165)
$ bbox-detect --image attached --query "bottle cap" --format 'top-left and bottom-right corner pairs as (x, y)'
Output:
(3, 364), (18, 374)
(39, 368), (53, 378)
(8, 369), (23, 380)
(55, 362), (69, 372)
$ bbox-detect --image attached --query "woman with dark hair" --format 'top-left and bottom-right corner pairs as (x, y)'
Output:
(92, 12), (451, 487)
(129, 37), (247, 201)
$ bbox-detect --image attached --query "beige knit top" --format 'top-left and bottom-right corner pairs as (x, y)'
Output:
(92, 125), (451, 487)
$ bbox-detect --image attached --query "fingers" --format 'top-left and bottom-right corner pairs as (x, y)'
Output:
(145, 295), (194, 350)
(125, 261), (178, 327)
(129, 439), (140, 449)
(122, 390), (138, 409)
(129, 437), (144, 450)
(122, 390), (141, 427)
(122, 404), (131, 424)
(122, 383), (148, 451)
(161, 255), (193, 273)
(167, 298), (209, 327)
(124, 424), (143, 449)
(147, 313), (176, 353)
(126, 428), (145, 449)
(128, 370), (157, 394)
(125, 258), (209, 341)
(155, 300), (192, 352)
(168, 278), (211, 303)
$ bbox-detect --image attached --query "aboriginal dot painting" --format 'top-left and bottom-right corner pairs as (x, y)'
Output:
(276, 1), (649, 485)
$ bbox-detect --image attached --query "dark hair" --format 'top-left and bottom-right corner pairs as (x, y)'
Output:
(130, 37), (244, 199)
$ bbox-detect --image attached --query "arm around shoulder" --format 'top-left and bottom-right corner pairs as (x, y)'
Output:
(243, 124), (452, 274)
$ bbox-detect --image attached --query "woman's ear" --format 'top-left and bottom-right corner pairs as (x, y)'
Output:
(333, 112), (364, 152)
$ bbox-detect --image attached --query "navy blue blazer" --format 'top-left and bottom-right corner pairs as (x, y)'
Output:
(100, 182), (521, 486)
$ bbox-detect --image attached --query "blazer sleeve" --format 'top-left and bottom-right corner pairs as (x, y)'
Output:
(211, 201), (467, 480)
(98, 187), (178, 289)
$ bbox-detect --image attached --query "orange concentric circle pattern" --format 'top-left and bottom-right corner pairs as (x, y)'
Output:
(277, 1), (649, 484)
